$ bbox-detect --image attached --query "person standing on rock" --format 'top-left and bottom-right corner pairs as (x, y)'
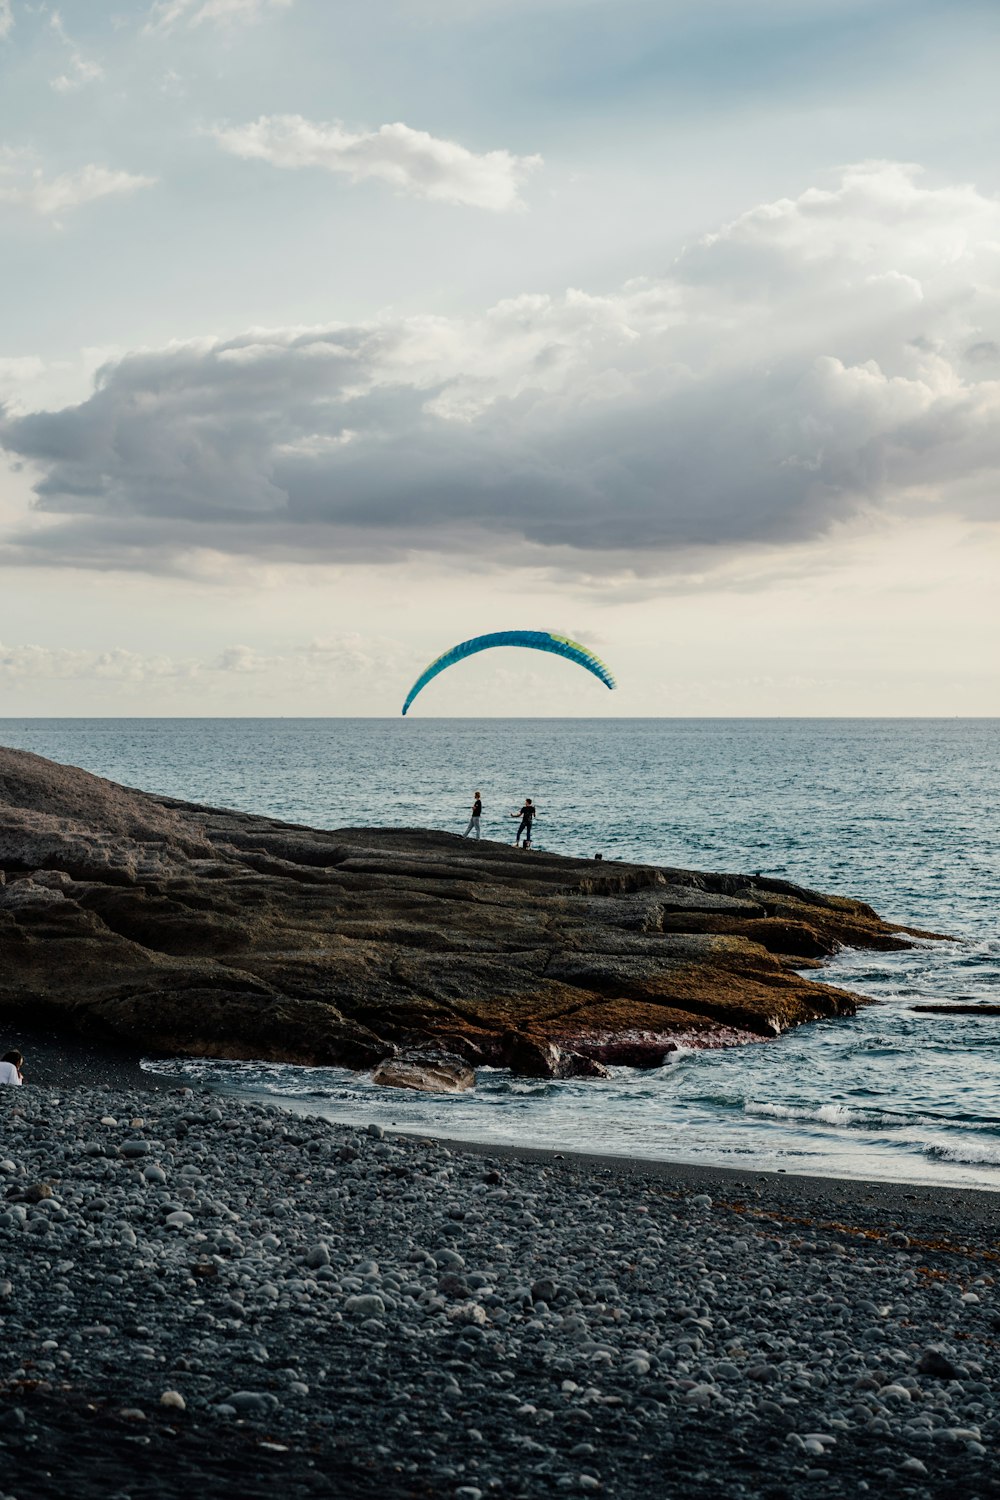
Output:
(0, 1051), (24, 1085)
(511, 797), (537, 848)
(464, 790), (483, 840)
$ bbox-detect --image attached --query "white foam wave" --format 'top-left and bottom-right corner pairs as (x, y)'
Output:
(744, 1101), (904, 1129)
(923, 1138), (1000, 1167)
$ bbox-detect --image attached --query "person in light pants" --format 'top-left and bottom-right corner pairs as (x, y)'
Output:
(464, 791), (483, 839)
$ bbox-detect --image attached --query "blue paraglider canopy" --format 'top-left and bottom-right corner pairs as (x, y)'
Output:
(402, 630), (616, 715)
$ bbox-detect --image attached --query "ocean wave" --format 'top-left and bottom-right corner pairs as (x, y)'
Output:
(923, 1139), (1000, 1167)
(744, 1101), (909, 1129)
(741, 1100), (1000, 1135)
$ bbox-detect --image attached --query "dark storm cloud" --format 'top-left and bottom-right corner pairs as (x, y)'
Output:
(3, 164), (1000, 576)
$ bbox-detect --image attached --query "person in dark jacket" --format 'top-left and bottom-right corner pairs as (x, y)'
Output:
(464, 791), (483, 839)
(511, 797), (537, 848)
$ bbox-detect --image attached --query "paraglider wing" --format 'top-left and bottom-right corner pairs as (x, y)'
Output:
(401, 630), (616, 715)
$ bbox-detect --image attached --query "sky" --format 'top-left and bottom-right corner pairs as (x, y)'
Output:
(1, 0), (999, 716)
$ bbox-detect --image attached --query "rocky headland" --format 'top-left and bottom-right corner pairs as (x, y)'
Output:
(0, 747), (935, 1086)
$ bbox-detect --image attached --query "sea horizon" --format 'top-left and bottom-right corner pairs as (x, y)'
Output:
(5, 714), (999, 721)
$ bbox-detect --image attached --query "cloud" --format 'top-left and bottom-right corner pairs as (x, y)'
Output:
(49, 10), (104, 92)
(211, 634), (410, 678)
(214, 114), (541, 212)
(0, 160), (155, 219)
(0, 356), (45, 398)
(51, 59), (103, 93)
(0, 642), (199, 683)
(0, 2), (12, 42)
(2, 162), (1000, 578)
(145, 0), (292, 32)
(0, 633), (408, 690)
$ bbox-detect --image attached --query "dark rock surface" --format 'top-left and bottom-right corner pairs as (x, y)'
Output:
(0, 747), (937, 1080)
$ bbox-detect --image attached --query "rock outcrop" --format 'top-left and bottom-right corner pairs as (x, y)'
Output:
(370, 1053), (477, 1094)
(0, 747), (938, 1083)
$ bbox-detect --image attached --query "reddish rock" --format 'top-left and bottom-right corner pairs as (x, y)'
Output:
(500, 1031), (611, 1080)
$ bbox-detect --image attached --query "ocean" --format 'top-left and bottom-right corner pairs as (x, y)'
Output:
(3, 717), (998, 1189)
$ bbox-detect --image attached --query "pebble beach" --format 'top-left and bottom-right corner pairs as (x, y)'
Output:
(2, 1064), (999, 1500)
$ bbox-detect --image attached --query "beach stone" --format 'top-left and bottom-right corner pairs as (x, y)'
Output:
(880, 1384), (912, 1404)
(449, 1302), (488, 1326)
(437, 1272), (469, 1298)
(225, 1391), (279, 1414)
(434, 1250), (466, 1270)
(345, 1295), (385, 1319)
(683, 1384), (715, 1406)
(917, 1347), (964, 1380)
(160, 1391), (186, 1410)
(18, 1182), (52, 1203)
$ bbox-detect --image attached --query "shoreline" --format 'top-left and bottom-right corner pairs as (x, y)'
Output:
(436, 1136), (1000, 1226)
(8, 1021), (1000, 1216)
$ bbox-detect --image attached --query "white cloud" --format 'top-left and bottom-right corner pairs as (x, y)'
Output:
(211, 634), (410, 679)
(214, 114), (542, 212)
(51, 59), (103, 92)
(0, 633), (408, 691)
(0, 356), (45, 398)
(48, 10), (104, 92)
(145, 0), (293, 32)
(0, 162), (155, 219)
(2, 162), (999, 579)
(0, 2), (13, 42)
(0, 642), (198, 683)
